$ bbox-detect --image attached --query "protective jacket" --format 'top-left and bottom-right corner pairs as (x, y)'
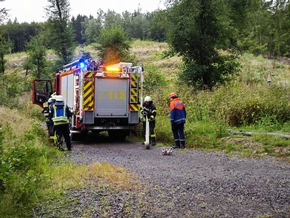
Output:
(170, 97), (186, 125)
(141, 101), (156, 122)
(51, 102), (71, 126)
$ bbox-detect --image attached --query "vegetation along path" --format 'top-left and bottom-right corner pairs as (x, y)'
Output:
(42, 139), (290, 218)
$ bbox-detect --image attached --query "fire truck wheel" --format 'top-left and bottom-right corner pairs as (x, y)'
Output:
(71, 133), (84, 141)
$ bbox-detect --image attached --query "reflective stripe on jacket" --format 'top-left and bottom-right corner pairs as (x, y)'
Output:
(141, 101), (156, 122)
(51, 105), (69, 125)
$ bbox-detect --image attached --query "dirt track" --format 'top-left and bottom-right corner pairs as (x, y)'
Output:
(43, 136), (290, 217)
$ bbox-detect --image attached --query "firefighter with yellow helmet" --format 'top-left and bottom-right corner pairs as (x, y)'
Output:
(141, 96), (157, 146)
(50, 95), (72, 151)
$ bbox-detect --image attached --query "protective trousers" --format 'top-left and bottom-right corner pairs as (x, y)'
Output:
(171, 123), (185, 148)
(54, 123), (71, 150)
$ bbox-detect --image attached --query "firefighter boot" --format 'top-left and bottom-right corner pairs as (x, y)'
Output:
(172, 140), (180, 149)
(151, 137), (156, 146)
(181, 140), (186, 149)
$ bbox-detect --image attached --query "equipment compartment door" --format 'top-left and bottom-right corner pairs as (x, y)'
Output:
(60, 73), (74, 109)
(95, 78), (128, 117)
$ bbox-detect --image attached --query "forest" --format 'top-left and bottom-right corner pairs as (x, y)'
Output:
(0, 1), (289, 56)
(0, 0), (289, 89)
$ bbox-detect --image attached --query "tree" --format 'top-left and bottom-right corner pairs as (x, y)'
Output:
(25, 34), (47, 78)
(270, 0), (290, 57)
(71, 14), (86, 45)
(0, 35), (11, 91)
(279, 1), (290, 57)
(82, 18), (98, 44)
(130, 10), (150, 39)
(80, 10), (104, 45)
(0, 0), (8, 23)
(234, 0), (271, 55)
(0, 21), (42, 53)
(45, 0), (76, 65)
(165, 0), (239, 89)
(147, 11), (166, 42)
(96, 27), (132, 65)
(103, 10), (123, 29)
(228, 0), (290, 57)
(0, 35), (11, 75)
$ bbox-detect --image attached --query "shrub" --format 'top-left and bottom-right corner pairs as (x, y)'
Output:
(0, 117), (55, 216)
(209, 82), (290, 126)
(143, 64), (167, 95)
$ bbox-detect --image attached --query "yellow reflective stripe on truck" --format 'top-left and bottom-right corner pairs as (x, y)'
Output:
(130, 74), (138, 103)
(83, 72), (94, 110)
(129, 103), (140, 111)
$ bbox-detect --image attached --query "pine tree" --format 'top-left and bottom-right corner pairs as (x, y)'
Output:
(165, 0), (239, 89)
(45, 0), (76, 65)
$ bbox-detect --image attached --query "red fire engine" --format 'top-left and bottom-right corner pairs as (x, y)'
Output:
(32, 58), (144, 141)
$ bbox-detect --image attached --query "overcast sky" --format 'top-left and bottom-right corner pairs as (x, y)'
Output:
(2, 0), (166, 23)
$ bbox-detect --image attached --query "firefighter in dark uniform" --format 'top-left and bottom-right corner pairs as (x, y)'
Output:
(42, 97), (56, 137)
(50, 95), (72, 151)
(141, 96), (157, 146)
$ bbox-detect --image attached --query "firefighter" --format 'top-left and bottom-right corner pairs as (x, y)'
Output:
(141, 96), (157, 146)
(43, 97), (55, 137)
(169, 92), (186, 149)
(42, 99), (50, 118)
(50, 95), (72, 151)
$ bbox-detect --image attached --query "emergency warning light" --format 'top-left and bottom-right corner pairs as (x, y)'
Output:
(105, 66), (122, 72)
(79, 58), (86, 69)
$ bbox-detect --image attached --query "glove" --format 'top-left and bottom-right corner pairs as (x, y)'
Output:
(149, 115), (155, 121)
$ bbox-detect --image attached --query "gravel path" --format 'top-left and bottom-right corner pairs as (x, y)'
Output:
(48, 138), (290, 218)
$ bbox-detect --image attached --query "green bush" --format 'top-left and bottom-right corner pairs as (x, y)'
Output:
(0, 72), (31, 108)
(209, 83), (290, 126)
(143, 64), (167, 95)
(0, 123), (56, 217)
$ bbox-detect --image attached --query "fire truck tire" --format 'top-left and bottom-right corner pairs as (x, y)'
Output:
(71, 133), (84, 141)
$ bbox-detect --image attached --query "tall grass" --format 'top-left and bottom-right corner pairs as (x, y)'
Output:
(142, 51), (290, 157)
(0, 93), (137, 217)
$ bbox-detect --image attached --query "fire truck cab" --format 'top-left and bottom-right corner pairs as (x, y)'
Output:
(32, 57), (144, 141)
